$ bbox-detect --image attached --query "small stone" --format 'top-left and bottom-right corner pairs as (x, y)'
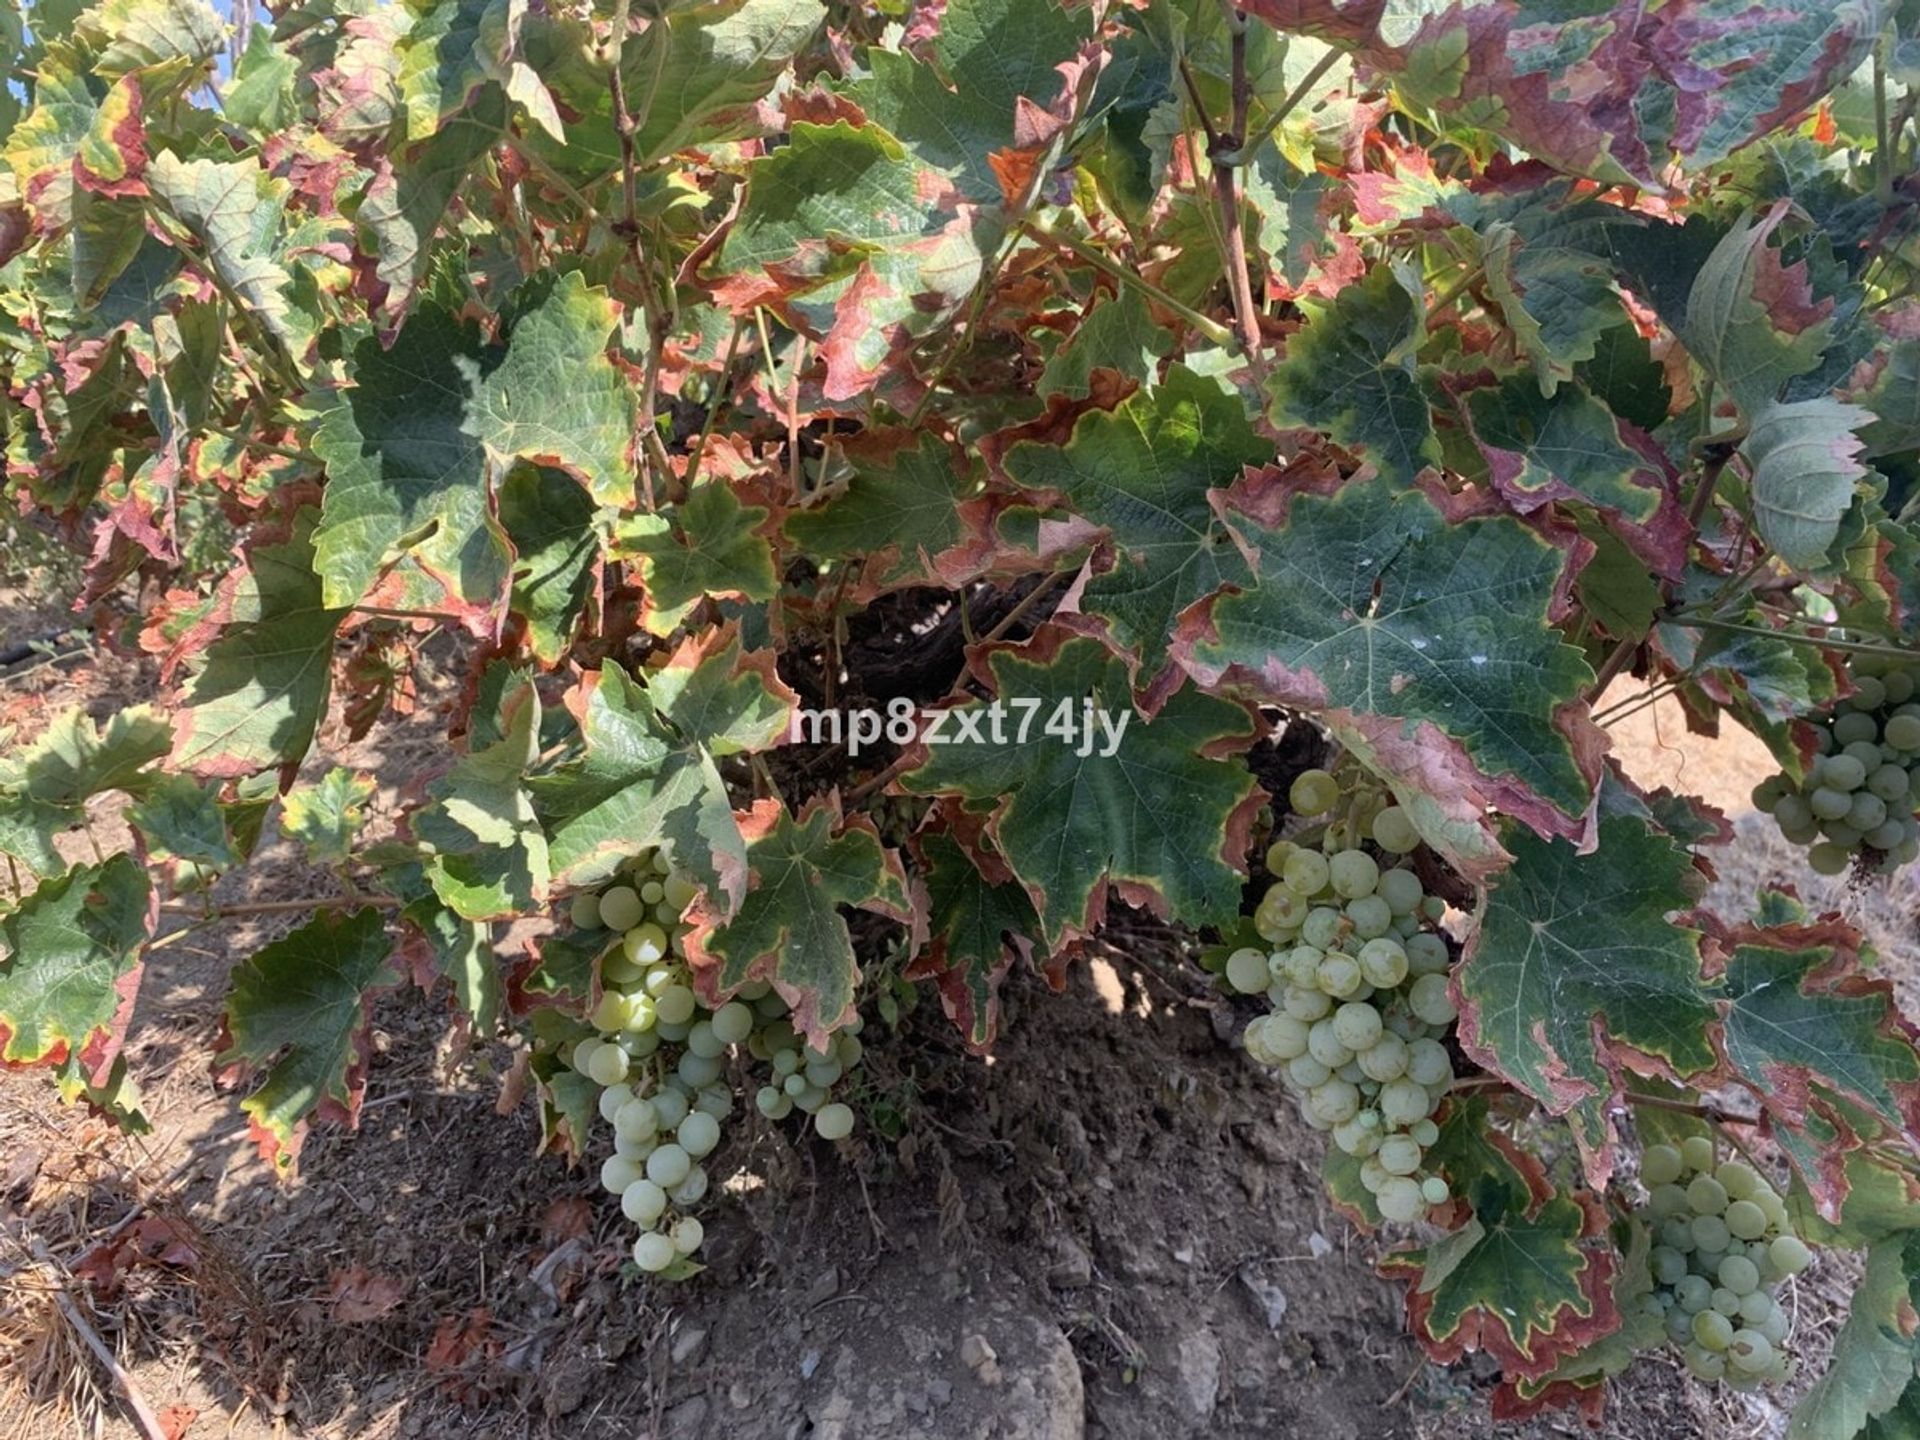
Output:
(664, 1395), (709, 1436)
(927, 1378), (952, 1406)
(1307, 1232), (1333, 1259)
(1238, 1265), (1289, 1330)
(729, 1382), (753, 1410)
(804, 1267), (841, 1307)
(670, 1324), (709, 1366)
(1046, 1234), (1093, 1289)
(959, 1332), (1002, 1385)
(1172, 1244), (1194, 1264)
(800, 1348), (822, 1380)
(1173, 1330), (1222, 1419)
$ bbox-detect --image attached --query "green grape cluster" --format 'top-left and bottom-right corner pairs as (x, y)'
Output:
(1630, 1137), (1813, 1389)
(1754, 655), (1920, 876)
(1237, 769), (1458, 1224)
(558, 846), (866, 1275)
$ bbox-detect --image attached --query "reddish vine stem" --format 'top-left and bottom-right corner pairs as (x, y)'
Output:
(1208, 11), (1266, 371)
(1584, 634), (1639, 705)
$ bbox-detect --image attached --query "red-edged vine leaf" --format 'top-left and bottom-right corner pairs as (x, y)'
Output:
(644, 627), (797, 757)
(533, 660), (756, 912)
(1738, 397), (1873, 572)
(1177, 469), (1601, 866)
(684, 797), (914, 1045)
(1264, 265), (1440, 486)
(0, 856), (154, 1085)
(521, 0), (825, 181)
(1036, 289), (1172, 400)
(357, 86), (506, 321)
(1370, 0), (1876, 188)
(394, 0), (531, 140)
(1794, 1150), (1920, 1249)
(74, 0), (225, 80)
(1454, 814), (1715, 1188)
(169, 511), (346, 779)
(5, 43), (103, 229)
(900, 628), (1262, 949)
(1004, 365), (1267, 683)
(904, 811), (1040, 1053)
(1460, 373), (1685, 576)
(499, 463), (600, 666)
(146, 152), (316, 360)
(411, 681), (550, 921)
(708, 120), (982, 401)
(1713, 921), (1920, 1186)
(849, 0), (1093, 207)
(1843, 512), (1920, 644)
(312, 272), (630, 621)
(0, 703), (171, 875)
(1847, 305), (1920, 458)
(617, 480), (777, 637)
(215, 906), (397, 1171)
(1787, 1230), (1920, 1440)
(1379, 1186), (1618, 1385)
(281, 767), (376, 868)
(1242, 0), (1384, 44)
(784, 433), (990, 595)
(1683, 206), (1836, 416)
(1654, 606), (1842, 726)
(1494, 1218), (1663, 1426)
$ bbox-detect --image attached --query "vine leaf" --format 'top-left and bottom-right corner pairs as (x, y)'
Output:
(1264, 265), (1439, 486)
(1004, 365), (1267, 685)
(905, 810), (1042, 1053)
(126, 774), (242, 870)
(281, 768), (376, 868)
(900, 628), (1262, 949)
(1711, 920), (1920, 1215)
(1037, 289), (1172, 400)
(412, 681), (550, 921)
(215, 907), (398, 1171)
(784, 433), (991, 595)
(534, 641), (792, 912)
(3, 44), (99, 227)
(684, 797), (914, 1046)
(616, 480), (777, 637)
(311, 272), (631, 622)
(1381, 1184), (1619, 1386)
(146, 152), (313, 359)
(1683, 205), (1835, 415)
(1787, 1231), (1920, 1440)
(1460, 373), (1686, 577)
(1176, 468), (1601, 871)
(77, 0), (225, 80)
(708, 119), (983, 401)
(169, 510), (347, 779)
(0, 856), (155, 1088)
(0, 704), (172, 876)
(1738, 397), (1873, 572)
(499, 462), (600, 666)
(1454, 814), (1716, 1189)
(849, 0), (1094, 206)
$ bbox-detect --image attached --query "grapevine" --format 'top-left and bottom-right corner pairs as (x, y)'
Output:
(0, 0), (1918, 1432)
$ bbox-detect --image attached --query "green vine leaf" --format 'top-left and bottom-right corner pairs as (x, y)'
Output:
(904, 811), (1041, 1053)
(1737, 396), (1873, 572)
(784, 433), (990, 595)
(1683, 205), (1836, 415)
(1788, 1230), (1920, 1440)
(685, 797), (914, 1046)
(901, 628), (1262, 949)
(1176, 468), (1601, 872)
(0, 704), (171, 876)
(616, 480), (777, 638)
(499, 462), (601, 666)
(1454, 814), (1716, 1188)
(311, 272), (631, 620)
(412, 681), (550, 921)
(0, 856), (155, 1084)
(1003, 365), (1267, 683)
(1264, 265), (1440, 486)
(169, 510), (347, 780)
(215, 907), (398, 1171)
(282, 768), (377, 869)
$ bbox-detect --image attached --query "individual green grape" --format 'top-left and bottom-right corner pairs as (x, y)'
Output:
(1419, 1176), (1449, 1206)
(1377, 868), (1424, 916)
(671, 1216), (705, 1256)
(1345, 895), (1393, 938)
(1375, 1177), (1426, 1222)
(1718, 1255), (1760, 1295)
(1724, 1200), (1767, 1241)
(1328, 849), (1380, 899)
(1356, 1033), (1408, 1082)
(1408, 973), (1457, 1026)
(1289, 769), (1340, 816)
(1379, 1079), (1433, 1127)
(1404, 1039), (1451, 1088)
(1377, 1134), (1422, 1176)
(1649, 1184), (1690, 1218)
(1643, 1144), (1684, 1187)
(710, 1001), (755, 1045)
(600, 885), (646, 931)
(1887, 713), (1920, 751)
(1283, 849), (1332, 895)
(1674, 1274), (1712, 1314)
(622, 1178), (668, 1226)
(1653, 1247), (1689, 1286)
(1370, 806), (1420, 853)
(1681, 1136), (1716, 1173)
(633, 1230), (677, 1273)
(1307, 1022), (1354, 1069)
(1316, 954), (1363, 999)
(1691, 1214), (1731, 1253)
(1686, 1344), (1727, 1381)
(1769, 1235), (1813, 1275)
(1226, 947), (1271, 994)
(1693, 1309), (1734, 1352)
(1727, 1330), (1773, 1375)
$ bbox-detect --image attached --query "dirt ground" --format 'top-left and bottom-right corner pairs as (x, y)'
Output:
(2, 558), (1916, 1440)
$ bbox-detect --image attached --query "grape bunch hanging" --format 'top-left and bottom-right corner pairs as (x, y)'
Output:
(556, 846), (867, 1275)
(1235, 769), (1460, 1224)
(1754, 654), (1920, 876)
(1633, 1137), (1813, 1388)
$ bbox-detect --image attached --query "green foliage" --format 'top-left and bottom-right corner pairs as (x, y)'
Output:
(1, 0), (1917, 1423)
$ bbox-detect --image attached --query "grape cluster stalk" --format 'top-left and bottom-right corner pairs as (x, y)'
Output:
(1236, 768), (1459, 1223)
(555, 846), (866, 1274)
